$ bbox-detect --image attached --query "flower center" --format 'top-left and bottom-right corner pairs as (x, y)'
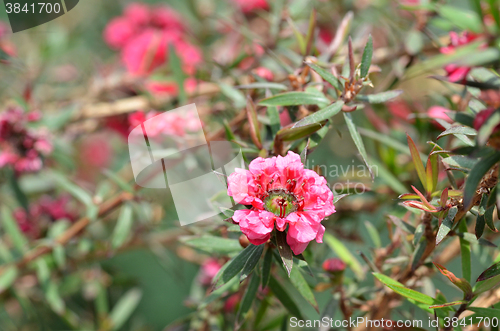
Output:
(263, 189), (297, 218)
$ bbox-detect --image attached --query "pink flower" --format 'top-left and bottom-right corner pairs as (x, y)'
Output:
(227, 151), (335, 255)
(128, 109), (202, 138)
(253, 67), (274, 81)
(123, 2), (150, 27)
(151, 6), (185, 31)
(233, 0), (269, 13)
(198, 258), (222, 286)
(428, 106), (453, 122)
(0, 108), (52, 174)
(103, 17), (136, 49)
(440, 31), (481, 82)
(322, 258), (346, 274)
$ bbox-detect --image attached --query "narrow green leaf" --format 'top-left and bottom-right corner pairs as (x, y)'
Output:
(236, 274), (261, 329)
(268, 106), (281, 137)
(465, 307), (500, 319)
(405, 29), (424, 55)
(220, 83), (246, 108)
(261, 247), (273, 288)
(181, 235), (242, 255)
(429, 300), (468, 309)
(213, 244), (260, 289)
(289, 265), (318, 312)
(323, 233), (364, 279)
(236, 83), (288, 90)
(294, 101), (344, 128)
(484, 205), (497, 232)
(102, 169), (134, 193)
(276, 122), (325, 141)
(111, 204), (134, 249)
(436, 206), (458, 245)
(356, 90), (403, 104)
(0, 266), (18, 293)
(344, 112), (374, 180)
(109, 288), (142, 331)
(473, 274), (500, 295)
(437, 126), (477, 140)
(364, 221), (381, 248)
(240, 244), (264, 282)
(406, 134), (427, 191)
(477, 261), (500, 281)
(1, 206), (28, 253)
(463, 152), (500, 209)
(438, 5), (483, 33)
(478, 110), (500, 145)
(360, 35), (373, 77)
(305, 62), (342, 91)
(276, 230), (293, 277)
(268, 276), (303, 319)
(388, 215), (416, 234)
(459, 220), (472, 283)
(259, 92), (330, 107)
(475, 213), (486, 239)
(169, 44), (186, 104)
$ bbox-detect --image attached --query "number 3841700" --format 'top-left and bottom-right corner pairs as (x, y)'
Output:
(443, 317), (499, 328)
(5, 2), (62, 14)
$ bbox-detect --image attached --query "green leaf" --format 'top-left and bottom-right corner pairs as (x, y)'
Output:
(478, 110), (500, 146)
(360, 35), (373, 78)
(465, 307), (500, 319)
(111, 204), (134, 249)
(437, 5), (483, 33)
(1, 206), (28, 253)
(475, 213), (486, 239)
(181, 235), (242, 255)
(388, 215), (416, 234)
(220, 83), (247, 108)
(304, 62), (343, 91)
(344, 112), (374, 180)
(0, 266), (18, 293)
(236, 273), (261, 328)
(429, 300), (468, 309)
(259, 92), (330, 107)
(289, 265), (318, 312)
(323, 233), (364, 279)
(442, 155), (478, 172)
(276, 230), (293, 277)
(459, 220), (472, 283)
(437, 126), (477, 140)
(240, 244), (264, 282)
(267, 106), (281, 137)
(477, 261), (500, 281)
(261, 247), (273, 288)
(169, 44), (186, 104)
(463, 152), (500, 209)
(276, 122), (326, 141)
(294, 101), (344, 128)
(102, 169), (134, 194)
(484, 205), (497, 232)
(268, 276), (303, 319)
(406, 134), (427, 191)
(109, 288), (142, 331)
(9, 171), (29, 212)
(236, 83), (288, 90)
(405, 29), (424, 55)
(473, 274), (500, 295)
(213, 244), (260, 289)
(364, 221), (381, 248)
(436, 206), (458, 245)
(356, 90), (403, 104)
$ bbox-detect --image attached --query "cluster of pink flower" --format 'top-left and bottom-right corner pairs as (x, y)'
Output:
(14, 195), (77, 238)
(227, 151), (335, 255)
(128, 108), (202, 138)
(233, 0), (268, 14)
(0, 108), (52, 174)
(440, 31), (481, 82)
(103, 2), (202, 76)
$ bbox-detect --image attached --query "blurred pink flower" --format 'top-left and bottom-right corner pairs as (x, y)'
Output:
(227, 151), (335, 255)
(253, 67), (274, 81)
(0, 108), (52, 174)
(79, 134), (113, 169)
(427, 106), (453, 123)
(14, 195), (76, 238)
(103, 17), (136, 49)
(233, 0), (269, 13)
(103, 3), (200, 76)
(474, 108), (499, 132)
(198, 258), (222, 286)
(128, 109), (202, 138)
(322, 258), (346, 274)
(123, 2), (150, 26)
(440, 31), (481, 82)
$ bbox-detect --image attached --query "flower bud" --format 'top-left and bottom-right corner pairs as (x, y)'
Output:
(322, 258), (346, 275)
